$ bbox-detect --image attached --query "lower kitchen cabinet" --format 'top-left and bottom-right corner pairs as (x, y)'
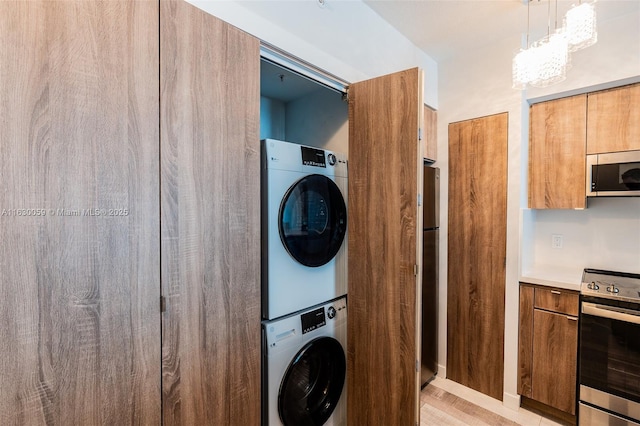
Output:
(518, 283), (579, 422)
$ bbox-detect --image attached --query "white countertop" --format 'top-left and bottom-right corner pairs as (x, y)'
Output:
(519, 265), (583, 291)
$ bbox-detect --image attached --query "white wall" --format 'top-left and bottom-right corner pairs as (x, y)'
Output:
(260, 96), (286, 141)
(437, 4), (640, 409)
(529, 198), (640, 274)
(285, 89), (348, 153)
(187, 0), (438, 108)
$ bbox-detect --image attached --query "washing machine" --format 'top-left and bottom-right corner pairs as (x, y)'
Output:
(263, 296), (347, 426)
(261, 139), (348, 320)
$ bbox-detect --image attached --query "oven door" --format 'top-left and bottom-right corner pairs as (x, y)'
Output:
(579, 296), (640, 424)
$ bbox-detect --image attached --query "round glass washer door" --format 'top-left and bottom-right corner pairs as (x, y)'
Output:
(279, 174), (347, 267)
(278, 336), (346, 426)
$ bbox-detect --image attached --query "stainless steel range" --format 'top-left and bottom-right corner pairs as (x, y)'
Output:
(579, 269), (640, 426)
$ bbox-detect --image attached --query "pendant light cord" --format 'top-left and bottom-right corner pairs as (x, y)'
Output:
(547, 0), (551, 36)
(526, 0), (530, 48)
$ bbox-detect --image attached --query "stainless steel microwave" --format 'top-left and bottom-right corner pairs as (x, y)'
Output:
(587, 150), (640, 197)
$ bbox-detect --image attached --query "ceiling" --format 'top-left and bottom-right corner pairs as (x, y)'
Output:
(252, 0), (638, 99)
(363, 0), (639, 62)
(261, 60), (327, 102)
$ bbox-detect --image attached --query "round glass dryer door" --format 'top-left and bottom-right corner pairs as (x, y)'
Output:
(279, 174), (347, 267)
(278, 337), (346, 426)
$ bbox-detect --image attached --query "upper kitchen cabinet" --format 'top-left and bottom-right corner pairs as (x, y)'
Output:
(160, 1), (261, 425)
(528, 94), (587, 209)
(587, 83), (640, 154)
(348, 67), (423, 426)
(424, 104), (438, 162)
(0, 1), (160, 423)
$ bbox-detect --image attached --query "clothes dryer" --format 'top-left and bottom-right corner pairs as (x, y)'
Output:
(261, 139), (348, 320)
(263, 296), (347, 426)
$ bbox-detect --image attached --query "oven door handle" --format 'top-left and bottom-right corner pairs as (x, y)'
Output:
(582, 302), (640, 325)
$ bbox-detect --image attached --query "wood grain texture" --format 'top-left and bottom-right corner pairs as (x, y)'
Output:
(528, 95), (587, 209)
(517, 284), (535, 398)
(447, 113), (508, 401)
(534, 287), (579, 316)
(347, 68), (422, 426)
(0, 1), (160, 424)
(532, 310), (578, 415)
(587, 83), (640, 154)
(160, 1), (261, 425)
(424, 105), (438, 162)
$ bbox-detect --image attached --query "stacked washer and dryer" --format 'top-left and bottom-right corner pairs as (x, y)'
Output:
(261, 139), (348, 426)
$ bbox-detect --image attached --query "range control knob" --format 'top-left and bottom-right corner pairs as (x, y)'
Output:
(327, 153), (337, 166)
(588, 281), (600, 290)
(327, 306), (337, 319)
(606, 284), (620, 294)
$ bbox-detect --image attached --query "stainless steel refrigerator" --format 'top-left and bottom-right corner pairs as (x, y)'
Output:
(421, 165), (439, 388)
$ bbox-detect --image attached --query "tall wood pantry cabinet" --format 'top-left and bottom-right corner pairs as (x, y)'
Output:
(0, 1), (260, 424)
(1, 1), (426, 424)
(447, 113), (508, 401)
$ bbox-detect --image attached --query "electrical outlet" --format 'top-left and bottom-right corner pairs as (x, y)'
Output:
(552, 234), (563, 249)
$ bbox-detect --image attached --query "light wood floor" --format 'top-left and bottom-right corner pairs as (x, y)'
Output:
(420, 378), (565, 426)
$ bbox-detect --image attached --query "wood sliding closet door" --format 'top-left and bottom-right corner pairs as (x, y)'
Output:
(160, 1), (261, 425)
(447, 113), (508, 401)
(348, 68), (423, 425)
(0, 1), (160, 424)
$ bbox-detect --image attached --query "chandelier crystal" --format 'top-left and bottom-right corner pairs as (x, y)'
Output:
(564, 1), (597, 51)
(529, 31), (570, 87)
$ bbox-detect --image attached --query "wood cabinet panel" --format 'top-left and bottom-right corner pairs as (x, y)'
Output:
(160, 1), (261, 424)
(587, 83), (640, 154)
(519, 283), (579, 418)
(534, 287), (579, 316)
(447, 113), (508, 400)
(348, 68), (422, 426)
(532, 309), (578, 415)
(528, 95), (587, 209)
(0, 1), (160, 424)
(424, 105), (437, 162)
(518, 285), (535, 398)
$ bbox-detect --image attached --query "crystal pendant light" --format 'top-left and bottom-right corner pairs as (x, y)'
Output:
(512, 0), (536, 89)
(513, 48), (538, 89)
(529, 31), (569, 87)
(564, 1), (597, 51)
(512, 0), (571, 89)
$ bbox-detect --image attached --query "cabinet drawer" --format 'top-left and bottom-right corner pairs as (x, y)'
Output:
(534, 288), (579, 316)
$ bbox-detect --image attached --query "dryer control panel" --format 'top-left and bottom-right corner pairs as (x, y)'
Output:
(301, 307), (326, 334)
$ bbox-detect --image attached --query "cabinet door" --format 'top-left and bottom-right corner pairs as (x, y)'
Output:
(447, 113), (508, 400)
(160, 1), (260, 425)
(587, 83), (640, 154)
(348, 68), (423, 426)
(424, 105), (438, 162)
(532, 309), (578, 414)
(0, 1), (160, 424)
(518, 285), (535, 398)
(529, 95), (587, 209)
